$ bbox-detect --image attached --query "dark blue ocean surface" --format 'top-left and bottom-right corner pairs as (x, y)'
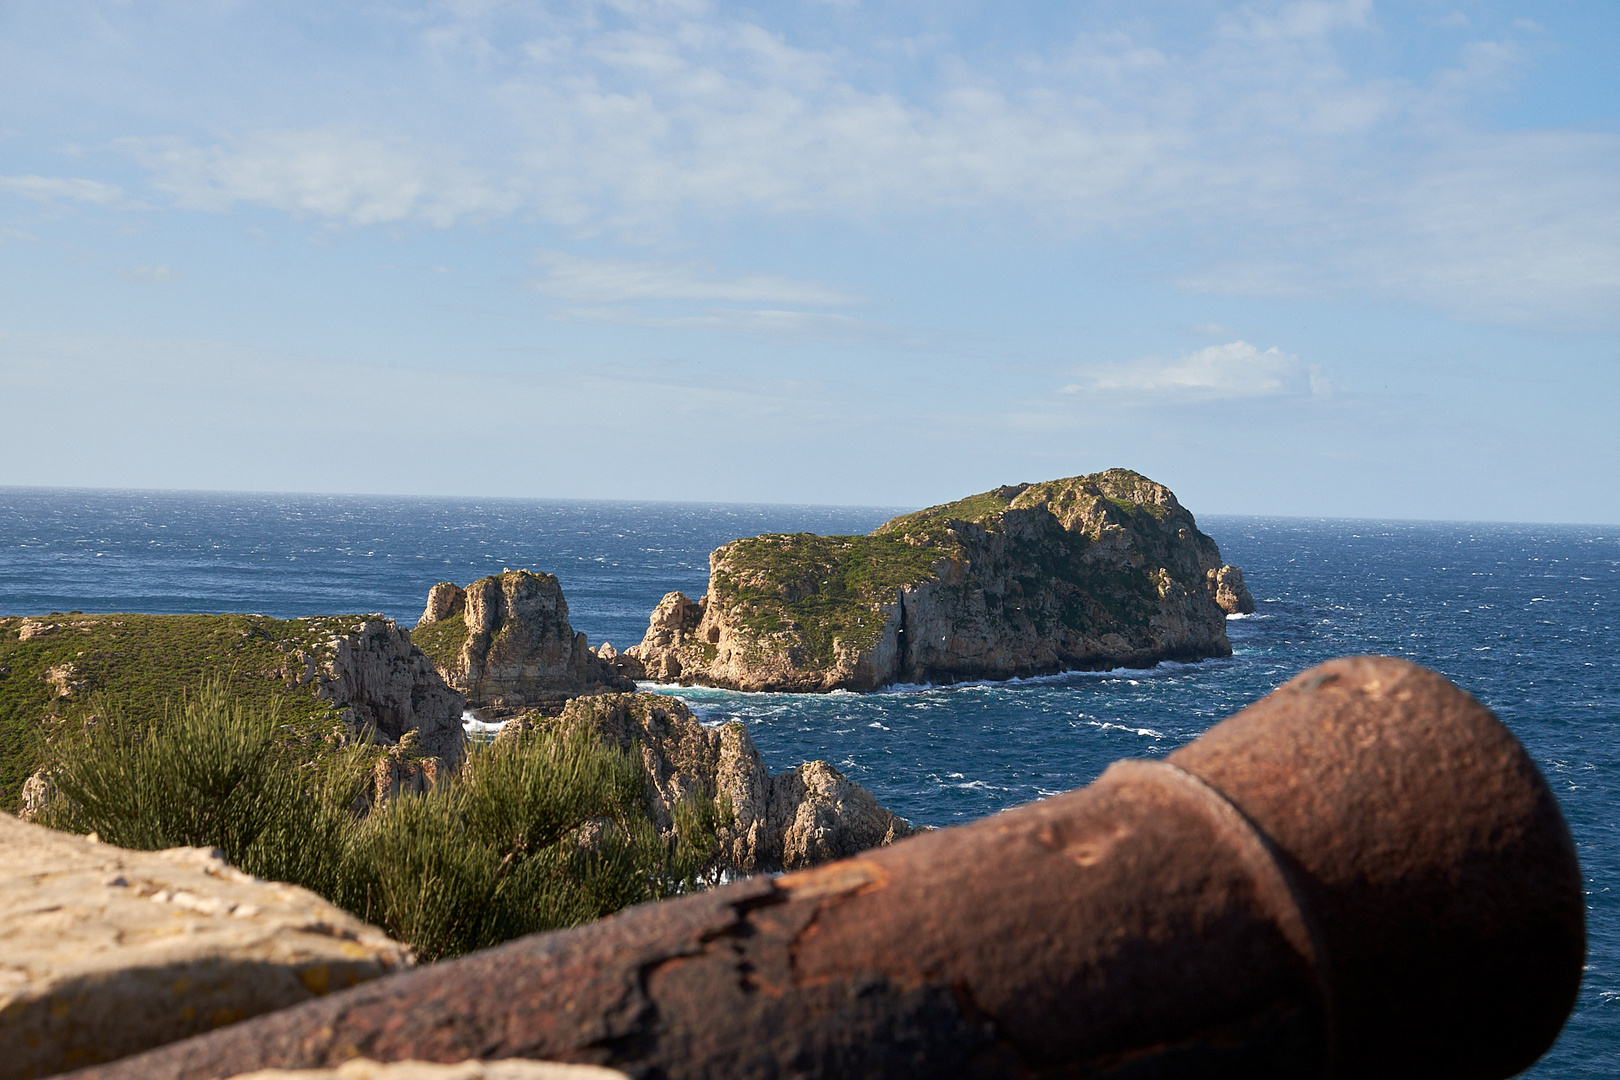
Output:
(1, 487), (1615, 1076)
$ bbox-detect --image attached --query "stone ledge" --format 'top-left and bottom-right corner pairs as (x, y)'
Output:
(0, 815), (413, 1080)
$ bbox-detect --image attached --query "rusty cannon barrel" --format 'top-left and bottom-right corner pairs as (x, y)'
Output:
(71, 656), (1584, 1080)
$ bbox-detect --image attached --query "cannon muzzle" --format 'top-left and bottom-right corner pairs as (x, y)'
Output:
(69, 656), (1585, 1079)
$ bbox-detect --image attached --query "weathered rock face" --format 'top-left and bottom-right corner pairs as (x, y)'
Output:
(765, 760), (917, 870)
(1207, 563), (1256, 615)
(627, 470), (1249, 692)
(413, 572), (633, 717)
(0, 814), (413, 1079)
(308, 618), (466, 769)
(520, 693), (916, 873)
(418, 582), (463, 627)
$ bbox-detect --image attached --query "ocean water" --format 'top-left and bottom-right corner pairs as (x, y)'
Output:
(1, 487), (1615, 1076)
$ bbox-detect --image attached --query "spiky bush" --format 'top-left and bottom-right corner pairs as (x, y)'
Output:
(37, 685), (368, 898)
(348, 724), (725, 960)
(38, 688), (725, 960)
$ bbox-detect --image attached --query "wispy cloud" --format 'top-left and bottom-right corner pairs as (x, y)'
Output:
(1063, 341), (1333, 400)
(548, 305), (903, 343)
(12, 1), (1615, 328)
(122, 130), (518, 227)
(1424, 11), (1471, 30)
(0, 174), (124, 205)
(527, 251), (857, 306)
(113, 264), (178, 283)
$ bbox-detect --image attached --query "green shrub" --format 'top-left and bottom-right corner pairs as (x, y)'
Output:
(38, 684), (369, 899)
(38, 688), (725, 961)
(348, 724), (725, 960)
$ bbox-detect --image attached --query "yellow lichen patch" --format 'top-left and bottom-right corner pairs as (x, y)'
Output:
(298, 965), (331, 996)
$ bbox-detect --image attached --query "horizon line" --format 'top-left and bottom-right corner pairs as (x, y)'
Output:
(0, 482), (1615, 531)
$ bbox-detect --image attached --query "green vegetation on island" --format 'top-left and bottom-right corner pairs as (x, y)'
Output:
(628, 469), (1246, 691)
(709, 531), (941, 666)
(407, 609), (470, 674)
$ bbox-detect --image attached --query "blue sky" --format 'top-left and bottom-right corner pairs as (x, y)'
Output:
(1, 1), (1616, 522)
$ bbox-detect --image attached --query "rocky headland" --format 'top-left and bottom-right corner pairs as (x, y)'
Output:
(501, 693), (916, 873)
(621, 469), (1254, 692)
(411, 571), (633, 718)
(0, 612), (465, 814)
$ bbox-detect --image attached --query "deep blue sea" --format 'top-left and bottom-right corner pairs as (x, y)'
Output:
(1, 487), (1615, 1076)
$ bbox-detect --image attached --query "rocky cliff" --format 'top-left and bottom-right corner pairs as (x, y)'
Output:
(505, 693), (916, 873)
(306, 617), (467, 766)
(412, 571), (633, 718)
(623, 469), (1254, 692)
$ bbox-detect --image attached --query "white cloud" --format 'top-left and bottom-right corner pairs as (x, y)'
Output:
(122, 130), (518, 227)
(0, 174), (124, 205)
(527, 251), (856, 306)
(1063, 341), (1333, 400)
(1174, 130), (1620, 327)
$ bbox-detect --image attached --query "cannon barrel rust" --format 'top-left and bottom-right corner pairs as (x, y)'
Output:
(70, 657), (1585, 1080)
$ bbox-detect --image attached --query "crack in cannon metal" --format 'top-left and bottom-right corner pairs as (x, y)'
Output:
(65, 656), (1585, 1080)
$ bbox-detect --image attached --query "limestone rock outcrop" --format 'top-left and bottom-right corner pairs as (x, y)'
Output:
(626, 469), (1249, 692)
(307, 618), (466, 768)
(0, 814), (413, 1079)
(513, 693), (916, 873)
(412, 572), (633, 718)
(1207, 563), (1256, 615)
(765, 759), (917, 870)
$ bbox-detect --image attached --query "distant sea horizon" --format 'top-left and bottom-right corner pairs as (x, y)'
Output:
(5, 482), (1616, 530)
(2, 485), (1616, 1075)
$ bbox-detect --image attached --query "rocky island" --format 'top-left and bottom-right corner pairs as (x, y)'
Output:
(620, 469), (1254, 692)
(411, 570), (633, 718)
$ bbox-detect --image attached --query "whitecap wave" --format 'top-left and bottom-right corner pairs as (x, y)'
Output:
(1082, 719), (1165, 739)
(645, 657), (1225, 703)
(461, 710), (507, 736)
